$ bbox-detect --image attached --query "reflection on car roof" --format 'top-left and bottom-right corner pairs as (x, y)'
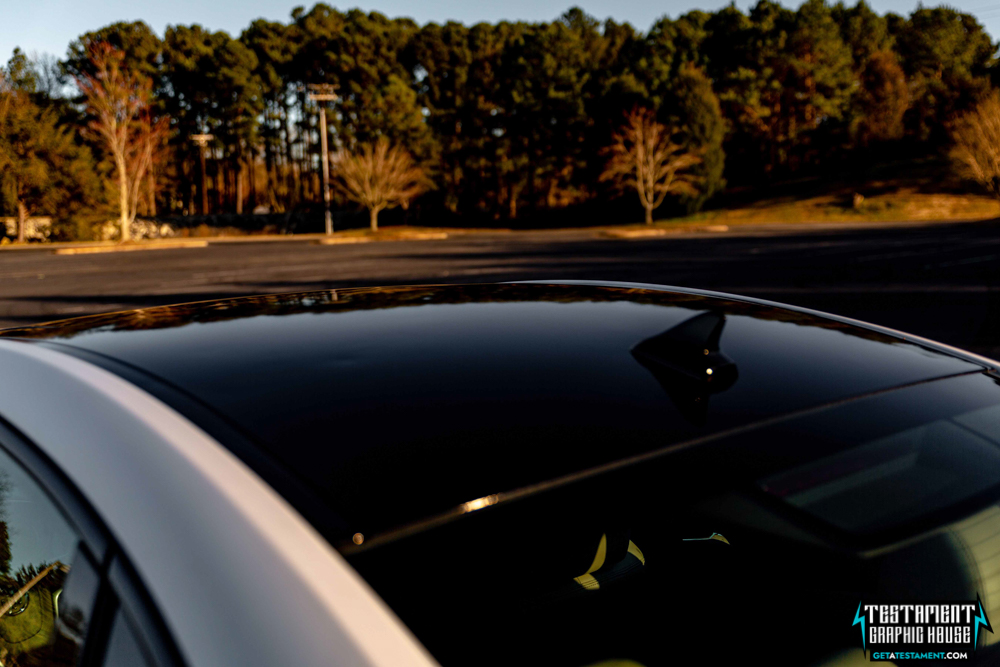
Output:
(0, 283), (983, 542)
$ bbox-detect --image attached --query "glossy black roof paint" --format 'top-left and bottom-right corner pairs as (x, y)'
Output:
(0, 283), (985, 541)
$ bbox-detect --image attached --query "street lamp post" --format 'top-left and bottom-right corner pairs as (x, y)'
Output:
(308, 85), (338, 235)
(190, 134), (214, 216)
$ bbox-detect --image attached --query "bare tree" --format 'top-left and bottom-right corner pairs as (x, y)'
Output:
(601, 109), (703, 224)
(950, 92), (1000, 199)
(332, 138), (431, 231)
(129, 110), (168, 222)
(75, 43), (164, 241)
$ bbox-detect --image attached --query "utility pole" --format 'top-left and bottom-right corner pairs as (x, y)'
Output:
(307, 84), (338, 235)
(191, 134), (214, 216)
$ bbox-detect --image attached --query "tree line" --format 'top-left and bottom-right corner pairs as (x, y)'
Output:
(1, 1), (997, 239)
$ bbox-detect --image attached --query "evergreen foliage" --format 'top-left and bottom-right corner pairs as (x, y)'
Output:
(0, 1), (997, 233)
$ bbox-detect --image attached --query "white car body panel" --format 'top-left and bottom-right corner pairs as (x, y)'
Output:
(0, 339), (437, 667)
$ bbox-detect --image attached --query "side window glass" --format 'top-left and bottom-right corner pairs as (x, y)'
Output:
(0, 447), (87, 666)
(100, 611), (153, 667)
(55, 546), (100, 660)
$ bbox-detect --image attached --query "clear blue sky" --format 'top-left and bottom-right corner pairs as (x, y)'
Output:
(4, 0), (1000, 64)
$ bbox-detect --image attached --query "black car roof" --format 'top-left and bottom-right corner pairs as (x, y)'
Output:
(0, 282), (986, 545)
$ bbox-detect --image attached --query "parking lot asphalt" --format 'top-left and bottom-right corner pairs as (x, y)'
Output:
(3, 220), (1000, 357)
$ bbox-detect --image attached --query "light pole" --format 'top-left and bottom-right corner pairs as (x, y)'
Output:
(190, 134), (214, 216)
(308, 84), (338, 235)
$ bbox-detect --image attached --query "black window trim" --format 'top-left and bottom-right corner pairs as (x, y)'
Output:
(105, 556), (184, 667)
(0, 415), (185, 667)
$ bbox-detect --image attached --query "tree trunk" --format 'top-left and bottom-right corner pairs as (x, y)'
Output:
(215, 152), (224, 213)
(645, 205), (653, 225)
(236, 160), (244, 215)
(248, 156), (256, 211)
(118, 156), (130, 242)
(16, 201), (27, 243)
(370, 207), (379, 232)
(263, 134), (272, 208)
(147, 169), (157, 217)
(199, 144), (208, 215)
(282, 101), (296, 205)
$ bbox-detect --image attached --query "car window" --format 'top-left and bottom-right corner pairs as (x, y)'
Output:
(0, 445), (90, 666)
(760, 404), (1000, 533)
(344, 372), (1000, 666)
(100, 611), (154, 667)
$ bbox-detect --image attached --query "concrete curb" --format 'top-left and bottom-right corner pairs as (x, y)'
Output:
(0, 217), (994, 253)
(312, 232), (449, 245)
(600, 225), (730, 239)
(53, 241), (209, 255)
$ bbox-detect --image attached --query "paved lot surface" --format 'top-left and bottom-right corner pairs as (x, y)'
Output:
(3, 220), (1000, 357)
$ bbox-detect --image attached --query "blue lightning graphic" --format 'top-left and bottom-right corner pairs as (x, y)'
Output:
(853, 602), (866, 656)
(974, 595), (993, 649)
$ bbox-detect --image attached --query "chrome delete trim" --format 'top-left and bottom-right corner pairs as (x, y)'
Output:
(0, 340), (436, 667)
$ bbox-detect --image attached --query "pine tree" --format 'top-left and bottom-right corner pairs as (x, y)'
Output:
(0, 59), (98, 242)
(666, 63), (726, 212)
